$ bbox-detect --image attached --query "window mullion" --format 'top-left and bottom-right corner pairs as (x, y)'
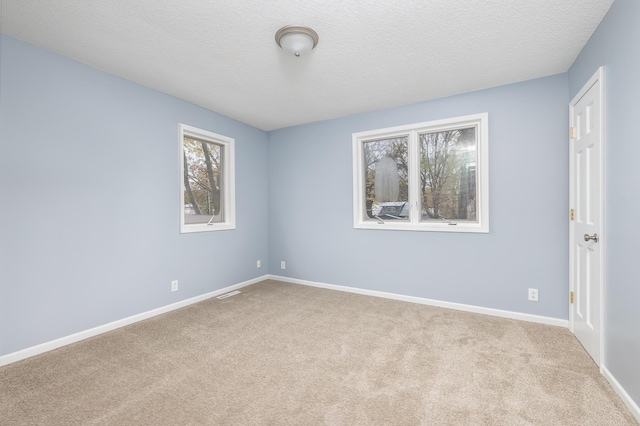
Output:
(408, 130), (421, 225)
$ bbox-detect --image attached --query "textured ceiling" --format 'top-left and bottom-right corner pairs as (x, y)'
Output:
(1, 0), (613, 131)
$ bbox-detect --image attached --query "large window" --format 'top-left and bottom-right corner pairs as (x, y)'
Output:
(179, 124), (235, 233)
(352, 113), (489, 233)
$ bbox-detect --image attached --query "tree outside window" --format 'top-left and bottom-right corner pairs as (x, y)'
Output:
(419, 127), (477, 222)
(183, 137), (223, 224)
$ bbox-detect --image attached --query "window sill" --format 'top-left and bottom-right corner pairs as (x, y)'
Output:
(180, 222), (236, 234)
(353, 221), (489, 233)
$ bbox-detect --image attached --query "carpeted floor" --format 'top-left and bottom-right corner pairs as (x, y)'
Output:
(1, 280), (637, 425)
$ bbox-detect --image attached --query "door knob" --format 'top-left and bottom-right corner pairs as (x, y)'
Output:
(584, 233), (599, 243)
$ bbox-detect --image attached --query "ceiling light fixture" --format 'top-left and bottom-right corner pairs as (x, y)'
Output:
(275, 25), (319, 57)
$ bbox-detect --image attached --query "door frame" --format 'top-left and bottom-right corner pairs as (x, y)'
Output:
(569, 66), (605, 369)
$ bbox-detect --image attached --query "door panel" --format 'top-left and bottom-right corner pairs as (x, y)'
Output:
(570, 67), (603, 366)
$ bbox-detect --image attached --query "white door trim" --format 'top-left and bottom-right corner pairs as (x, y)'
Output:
(569, 66), (605, 369)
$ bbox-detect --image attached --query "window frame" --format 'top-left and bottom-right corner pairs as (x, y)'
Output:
(352, 113), (489, 233)
(179, 123), (236, 234)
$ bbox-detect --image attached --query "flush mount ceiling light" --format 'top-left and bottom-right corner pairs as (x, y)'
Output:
(275, 25), (319, 57)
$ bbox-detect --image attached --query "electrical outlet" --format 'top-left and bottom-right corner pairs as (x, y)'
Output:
(528, 288), (539, 302)
(171, 280), (179, 292)
(281, 261), (286, 270)
(257, 260), (261, 268)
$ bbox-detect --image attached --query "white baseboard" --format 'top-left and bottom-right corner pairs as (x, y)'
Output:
(268, 274), (569, 328)
(0, 275), (269, 367)
(602, 366), (640, 423)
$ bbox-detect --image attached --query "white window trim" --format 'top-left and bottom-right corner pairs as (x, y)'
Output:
(179, 123), (236, 233)
(352, 113), (489, 233)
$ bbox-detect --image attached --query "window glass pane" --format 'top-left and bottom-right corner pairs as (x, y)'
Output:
(183, 136), (224, 224)
(419, 127), (477, 222)
(363, 136), (409, 221)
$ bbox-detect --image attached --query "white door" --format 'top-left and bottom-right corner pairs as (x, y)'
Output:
(569, 67), (604, 366)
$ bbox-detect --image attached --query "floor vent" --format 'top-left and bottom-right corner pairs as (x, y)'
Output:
(217, 290), (241, 299)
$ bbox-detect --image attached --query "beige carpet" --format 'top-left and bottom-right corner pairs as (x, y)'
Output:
(1, 280), (637, 425)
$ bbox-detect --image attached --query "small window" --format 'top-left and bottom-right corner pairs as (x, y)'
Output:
(352, 113), (489, 233)
(179, 124), (235, 233)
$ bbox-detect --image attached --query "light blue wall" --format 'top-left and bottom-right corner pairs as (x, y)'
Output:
(268, 74), (569, 320)
(569, 0), (640, 407)
(0, 35), (269, 356)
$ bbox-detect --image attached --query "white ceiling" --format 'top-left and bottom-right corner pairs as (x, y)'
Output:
(1, 0), (613, 131)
